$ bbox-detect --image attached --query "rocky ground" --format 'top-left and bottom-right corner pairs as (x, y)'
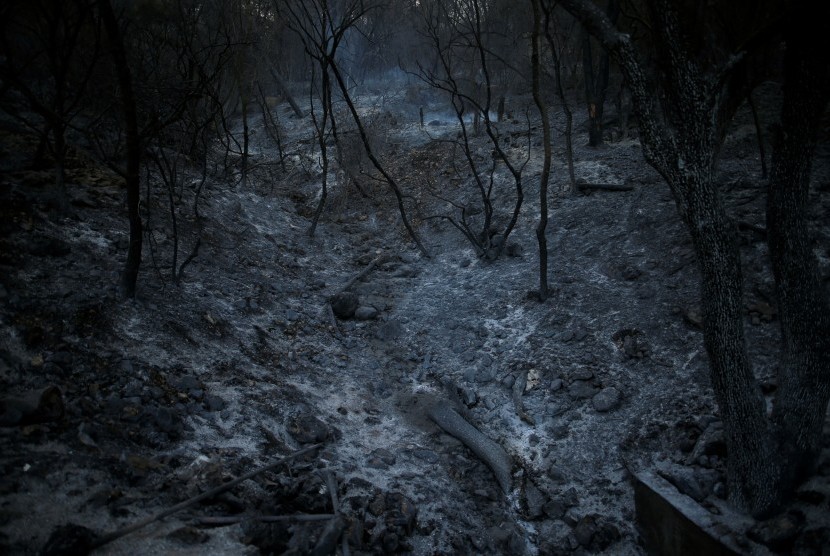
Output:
(1, 84), (830, 555)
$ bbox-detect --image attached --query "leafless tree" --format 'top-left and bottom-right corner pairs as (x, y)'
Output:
(279, 0), (430, 256)
(0, 0), (102, 213)
(541, 0), (577, 192)
(417, 0), (530, 259)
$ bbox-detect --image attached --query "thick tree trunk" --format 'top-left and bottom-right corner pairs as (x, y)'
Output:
(766, 22), (830, 500)
(675, 167), (781, 516)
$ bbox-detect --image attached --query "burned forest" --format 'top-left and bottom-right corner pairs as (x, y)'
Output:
(1, 0), (830, 554)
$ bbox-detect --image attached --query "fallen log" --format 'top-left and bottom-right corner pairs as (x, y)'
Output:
(427, 402), (513, 494)
(41, 444), (324, 555)
(578, 182), (634, 192)
(328, 251), (388, 301)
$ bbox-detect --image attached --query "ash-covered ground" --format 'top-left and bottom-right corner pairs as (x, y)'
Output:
(2, 84), (830, 555)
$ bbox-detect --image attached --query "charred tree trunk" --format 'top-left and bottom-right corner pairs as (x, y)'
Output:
(766, 22), (830, 502)
(531, 0), (552, 301)
(542, 0), (576, 192)
(580, 0), (617, 147)
(98, 0), (142, 299)
(241, 95), (249, 188)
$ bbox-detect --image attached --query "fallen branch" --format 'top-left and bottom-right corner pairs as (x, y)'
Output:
(43, 444), (324, 555)
(427, 402), (513, 494)
(328, 251), (388, 300)
(511, 371), (536, 426)
(578, 182), (634, 192)
(324, 468), (350, 556)
(190, 514), (335, 525)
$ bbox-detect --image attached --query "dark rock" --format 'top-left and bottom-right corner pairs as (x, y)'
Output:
(621, 265), (641, 280)
(368, 448), (396, 469)
(147, 406), (182, 436)
(506, 243), (524, 257)
(592, 387), (621, 412)
(568, 380), (598, 400)
(573, 514), (598, 547)
(459, 385), (477, 407)
(507, 528), (528, 555)
(412, 449), (439, 464)
(544, 499), (567, 519)
(573, 514), (620, 552)
(204, 395), (226, 412)
(747, 512), (804, 552)
(287, 413), (330, 444)
(523, 480), (547, 519)
(331, 292), (359, 319)
(571, 368), (594, 381)
(686, 422), (727, 465)
(174, 375), (201, 392)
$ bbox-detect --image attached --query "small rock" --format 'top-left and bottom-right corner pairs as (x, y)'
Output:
(331, 292), (359, 319)
(568, 380), (597, 400)
(354, 306), (379, 320)
(204, 395), (226, 412)
(684, 306), (704, 329)
(506, 243), (524, 257)
(621, 265), (641, 280)
(573, 514), (598, 547)
(174, 375), (201, 392)
(287, 413), (330, 444)
(544, 499), (566, 519)
(592, 387), (621, 412)
(523, 480), (547, 519)
(412, 449), (439, 464)
(571, 368), (594, 381)
(459, 386), (477, 407)
(368, 448), (396, 469)
(393, 265), (419, 278)
(573, 514), (620, 552)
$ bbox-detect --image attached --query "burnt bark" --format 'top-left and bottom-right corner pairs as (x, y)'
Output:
(97, 0), (142, 299)
(581, 0), (617, 147)
(766, 19), (830, 501)
(531, 0), (552, 301)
